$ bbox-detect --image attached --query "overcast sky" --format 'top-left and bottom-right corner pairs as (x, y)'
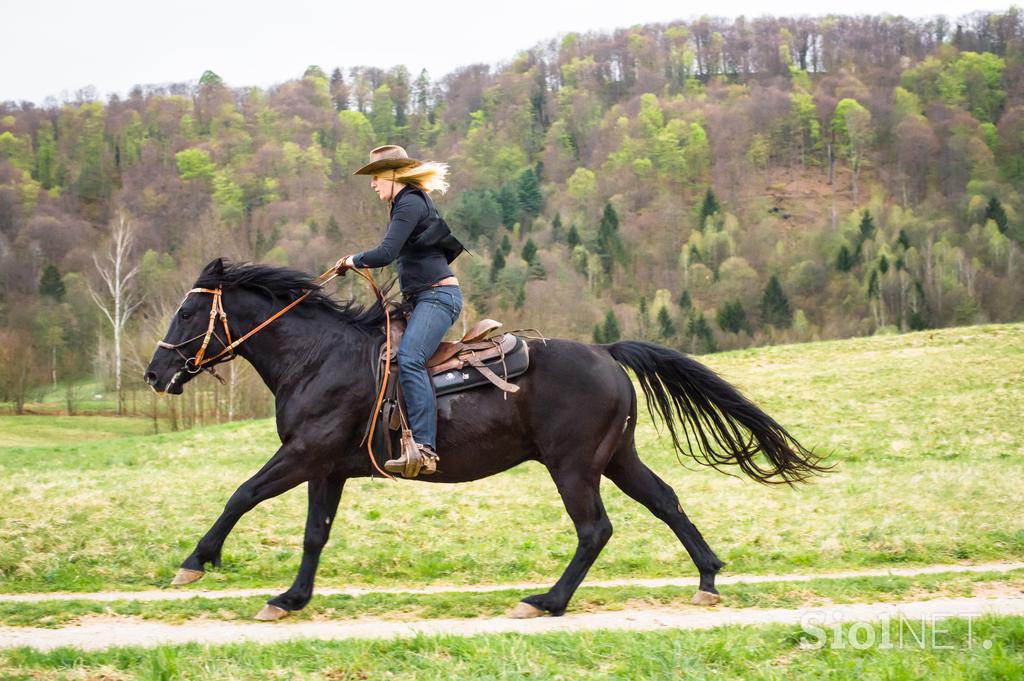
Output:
(1, 0), (1013, 106)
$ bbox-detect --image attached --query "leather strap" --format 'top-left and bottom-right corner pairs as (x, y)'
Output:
(467, 355), (520, 393)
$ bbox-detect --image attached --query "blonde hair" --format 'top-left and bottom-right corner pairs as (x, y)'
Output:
(384, 161), (450, 194)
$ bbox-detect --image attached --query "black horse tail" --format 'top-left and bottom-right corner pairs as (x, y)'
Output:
(606, 340), (831, 485)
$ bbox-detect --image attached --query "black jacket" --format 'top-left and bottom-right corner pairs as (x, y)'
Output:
(352, 185), (462, 294)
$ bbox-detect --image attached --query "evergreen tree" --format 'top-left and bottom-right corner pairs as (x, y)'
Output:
(867, 269), (880, 299)
(600, 201), (620, 233)
(521, 239), (538, 264)
(686, 311), (717, 353)
(897, 229), (911, 250)
(602, 310), (621, 343)
(516, 168), (543, 219)
(760, 275), (792, 328)
(656, 306), (676, 339)
(490, 249), (506, 282)
(567, 224), (581, 248)
(413, 69), (433, 118)
(34, 122), (57, 190)
(835, 244), (854, 271)
(986, 197), (1008, 233)
(596, 201), (623, 275)
(858, 210), (875, 241)
(500, 233), (511, 255)
(699, 187), (720, 229)
(678, 289), (692, 309)
(688, 244), (702, 264)
(497, 183), (520, 227)
(878, 254), (889, 274)
(637, 296), (649, 337)
(39, 264), (65, 301)
(551, 212), (563, 242)
(330, 67), (349, 111)
(716, 299), (750, 334)
(592, 324), (604, 344)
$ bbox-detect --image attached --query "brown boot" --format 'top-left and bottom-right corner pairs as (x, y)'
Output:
(384, 436), (439, 478)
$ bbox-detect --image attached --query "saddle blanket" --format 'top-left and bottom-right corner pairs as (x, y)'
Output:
(433, 334), (530, 397)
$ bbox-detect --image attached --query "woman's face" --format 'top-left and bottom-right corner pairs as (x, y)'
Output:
(370, 175), (400, 201)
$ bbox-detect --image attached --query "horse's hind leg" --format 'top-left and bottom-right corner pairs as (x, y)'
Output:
(604, 442), (726, 602)
(514, 470), (613, 617)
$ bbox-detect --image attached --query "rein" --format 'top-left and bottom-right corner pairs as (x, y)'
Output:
(157, 266), (397, 480)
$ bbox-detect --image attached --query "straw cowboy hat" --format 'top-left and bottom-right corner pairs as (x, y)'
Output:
(352, 145), (424, 176)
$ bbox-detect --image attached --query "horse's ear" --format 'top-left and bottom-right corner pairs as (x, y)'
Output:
(203, 257), (225, 277)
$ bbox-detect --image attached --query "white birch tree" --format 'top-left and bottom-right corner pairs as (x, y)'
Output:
(88, 211), (143, 415)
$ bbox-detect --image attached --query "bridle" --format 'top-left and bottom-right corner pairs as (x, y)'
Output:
(156, 286), (235, 382)
(156, 266), (399, 479)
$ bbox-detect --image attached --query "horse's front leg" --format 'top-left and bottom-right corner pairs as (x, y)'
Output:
(171, 444), (309, 586)
(255, 470), (347, 620)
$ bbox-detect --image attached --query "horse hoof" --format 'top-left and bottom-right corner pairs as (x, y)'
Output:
(254, 604), (290, 621)
(692, 590), (721, 606)
(506, 602), (546, 619)
(170, 568), (205, 586)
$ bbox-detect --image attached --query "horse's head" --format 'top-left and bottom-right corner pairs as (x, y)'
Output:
(144, 257), (232, 394)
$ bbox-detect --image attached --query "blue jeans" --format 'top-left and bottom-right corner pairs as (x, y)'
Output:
(396, 285), (463, 450)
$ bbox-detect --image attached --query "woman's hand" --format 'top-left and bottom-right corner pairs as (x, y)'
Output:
(334, 254), (356, 274)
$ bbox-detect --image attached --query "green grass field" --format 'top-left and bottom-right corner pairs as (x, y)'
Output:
(2, 616), (1022, 679)
(1, 323), (1022, 678)
(2, 323), (1020, 595)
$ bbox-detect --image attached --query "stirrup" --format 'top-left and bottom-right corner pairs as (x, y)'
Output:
(384, 433), (439, 478)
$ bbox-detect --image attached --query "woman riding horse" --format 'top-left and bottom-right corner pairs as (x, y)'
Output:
(336, 145), (465, 477)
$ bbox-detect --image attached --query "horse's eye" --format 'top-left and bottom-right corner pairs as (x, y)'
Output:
(179, 310), (191, 320)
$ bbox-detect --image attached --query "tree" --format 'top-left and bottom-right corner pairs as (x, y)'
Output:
(517, 168), (543, 219)
(602, 310), (621, 343)
(39, 264), (66, 301)
(497, 183), (520, 227)
(835, 244), (855, 272)
(656, 305), (676, 339)
(490, 249), (506, 282)
(637, 296), (649, 338)
(832, 99), (873, 204)
(370, 85), (396, 143)
(176, 148), (216, 182)
(596, 201), (623, 275)
(34, 121), (58, 190)
(686, 311), (717, 353)
(986, 197), (1008, 233)
(760, 275), (792, 328)
(330, 67), (350, 111)
(699, 187), (720, 230)
(88, 212), (144, 415)
(551, 212), (563, 242)
(858, 210), (876, 240)
(716, 299), (750, 334)
(413, 68), (433, 117)
(521, 239), (538, 264)
(566, 224), (581, 248)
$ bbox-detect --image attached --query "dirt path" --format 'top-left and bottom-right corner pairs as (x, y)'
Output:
(2, 561), (1021, 604)
(2, 596), (1022, 651)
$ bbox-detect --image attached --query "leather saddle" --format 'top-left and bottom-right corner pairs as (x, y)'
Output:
(361, 313), (532, 467)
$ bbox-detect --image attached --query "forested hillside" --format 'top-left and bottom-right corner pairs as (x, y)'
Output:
(1, 10), (1022, 418)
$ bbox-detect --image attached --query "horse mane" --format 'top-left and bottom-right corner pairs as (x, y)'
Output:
(194, 260), (391, 332)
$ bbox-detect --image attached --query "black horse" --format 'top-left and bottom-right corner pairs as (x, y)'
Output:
(144, 258), (828, 620)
